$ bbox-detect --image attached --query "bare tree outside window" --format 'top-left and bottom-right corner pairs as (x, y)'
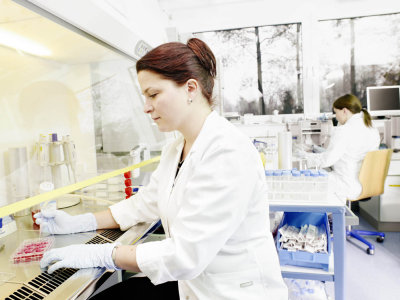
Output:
(319, 13), (400, 112)
(259, 24), (304, 114)
(194, 29), (259, 114)
(194, 23), (303, 115)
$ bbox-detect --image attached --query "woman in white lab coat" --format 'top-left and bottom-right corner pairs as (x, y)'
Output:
(36, 38), (288, 299)
(305, 94), (380, 201)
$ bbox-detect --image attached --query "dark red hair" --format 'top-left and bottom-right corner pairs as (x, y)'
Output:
(136, 38), (216, 105)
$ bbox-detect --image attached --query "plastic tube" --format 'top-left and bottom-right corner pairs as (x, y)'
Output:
(49, 133), (63, 189)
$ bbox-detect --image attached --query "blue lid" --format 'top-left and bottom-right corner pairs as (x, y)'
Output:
(265, 170), (273, 176)
(282, 170), (291, 176)
(273, 170), (282, 176)
(300, 170), (311, 175)
(291, 168), (298, 171)
(133, 187), (139, 192)
(0, 218), (2, 228)
(292, 170), (301, 176)
(319, 169), (328, 177)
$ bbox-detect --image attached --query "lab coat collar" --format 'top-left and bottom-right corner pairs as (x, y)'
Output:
(345, 112), (362, 126)
(173, 134), (185, 154)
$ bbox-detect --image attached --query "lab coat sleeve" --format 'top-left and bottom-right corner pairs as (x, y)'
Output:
(136, 143), (261, 284)
(109, 160), (162, 231)
(306, 126), (349, 168)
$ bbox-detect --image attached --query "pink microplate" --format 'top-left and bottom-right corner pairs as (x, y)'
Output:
(11, 238), (54, 264)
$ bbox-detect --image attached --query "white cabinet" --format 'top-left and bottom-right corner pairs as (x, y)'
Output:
(379, 176), (400, 222)
(360, 154), (400, 230)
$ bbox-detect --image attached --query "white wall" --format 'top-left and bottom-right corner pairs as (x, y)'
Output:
(95, 0), (170, 47)
(161, 0), (400, 33)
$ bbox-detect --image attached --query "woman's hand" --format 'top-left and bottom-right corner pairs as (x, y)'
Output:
(34, 210), (97, 234)
(40, 243), (119, 274)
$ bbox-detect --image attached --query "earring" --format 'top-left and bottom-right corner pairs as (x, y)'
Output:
(187, 98), (193, 104)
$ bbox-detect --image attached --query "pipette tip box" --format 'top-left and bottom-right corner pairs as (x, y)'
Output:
(10, 237), (54, 264)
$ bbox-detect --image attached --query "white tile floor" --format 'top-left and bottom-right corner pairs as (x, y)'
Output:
(326, 212), (400, 300)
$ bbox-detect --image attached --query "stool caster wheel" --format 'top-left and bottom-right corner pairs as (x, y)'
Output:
(367, 248), (374, 255)
(376, 236), (384, 243)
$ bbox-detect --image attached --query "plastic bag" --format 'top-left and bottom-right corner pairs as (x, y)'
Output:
(284, 279), (328, 300)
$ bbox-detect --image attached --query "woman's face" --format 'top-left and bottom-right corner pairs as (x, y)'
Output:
(333, 107), (347, 125)
(138, 70), (188, 132)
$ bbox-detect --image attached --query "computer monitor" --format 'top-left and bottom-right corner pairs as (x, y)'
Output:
(367, 86), (400, 117)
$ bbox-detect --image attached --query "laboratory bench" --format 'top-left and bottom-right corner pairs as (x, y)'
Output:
(0, 202), (155, 300)
(0, 187), (351, 300)
(270, 191), (351, 300)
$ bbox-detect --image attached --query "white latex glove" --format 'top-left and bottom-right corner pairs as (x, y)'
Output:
(293, 149), (307, 159)
(305, 153), (320, 168)
(34, 210), (97, 234)
(40, 243), (120, 274)
(312, 145), (326, 153)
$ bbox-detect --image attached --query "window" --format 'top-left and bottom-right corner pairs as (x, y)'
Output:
(194, 23), (303, 115)
(319, 13), (400, 112)
(195, 28), (258, 114)
(259, 24), (303, 114)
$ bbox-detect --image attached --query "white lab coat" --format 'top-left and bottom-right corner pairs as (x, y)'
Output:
(110, 111), (288, 300)
(307, 112), (380, 201)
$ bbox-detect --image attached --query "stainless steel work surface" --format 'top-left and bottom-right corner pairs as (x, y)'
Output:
(0, 202), (153, 299)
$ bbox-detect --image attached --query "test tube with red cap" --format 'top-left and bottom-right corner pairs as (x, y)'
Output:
(124, 171), (140, 198)
(124, 172), (131, 198)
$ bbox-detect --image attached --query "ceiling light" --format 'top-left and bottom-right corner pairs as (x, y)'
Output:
(0, 28), (52, 56)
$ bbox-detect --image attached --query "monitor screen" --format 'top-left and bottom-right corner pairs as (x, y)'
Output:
(367, 86), (400, 116)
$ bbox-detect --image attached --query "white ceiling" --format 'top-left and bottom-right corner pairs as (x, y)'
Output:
(158, 0), (400, 33)
(1, 0), (399, 62)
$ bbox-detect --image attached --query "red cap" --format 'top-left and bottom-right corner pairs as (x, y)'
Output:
(124, 179), (132, 187)
(124, 171), (131, 179)
(125, 187), (132, 196)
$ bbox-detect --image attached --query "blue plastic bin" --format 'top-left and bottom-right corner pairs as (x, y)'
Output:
(276, 212), (331, 271)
